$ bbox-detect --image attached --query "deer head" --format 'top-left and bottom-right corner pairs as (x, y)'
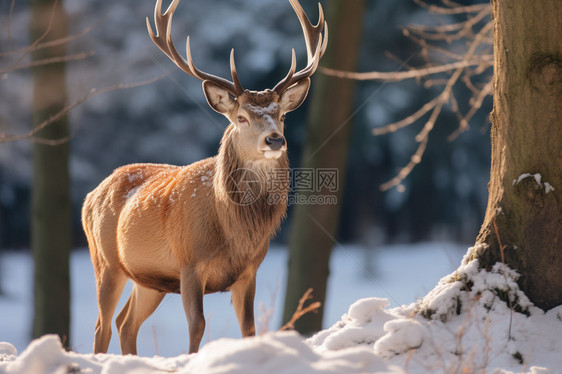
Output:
(147, 0), (328, 161)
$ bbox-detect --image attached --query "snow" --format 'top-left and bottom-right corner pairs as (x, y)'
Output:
(1, 244), (561, 373)
(246, 103), (281, 130)
(544, 182), (555, 194)
(0, 343), (17, 363)
(513, 173), (555, 194)
(0, 333), (402, 374)
(373, 318), (423, 359)
(126, 186), (141, 200)
(309, 255), (561, 373)
(200, 170), (214, 187)
(246, 103), (279, 117)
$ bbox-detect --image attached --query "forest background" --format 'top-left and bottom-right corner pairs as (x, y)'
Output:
(0, 0), (491, 250)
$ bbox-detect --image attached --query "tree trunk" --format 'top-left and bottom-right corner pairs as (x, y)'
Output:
(466, 0), (561, 310)
(30, 0), (72, 343)
(282, 0), (365, 334)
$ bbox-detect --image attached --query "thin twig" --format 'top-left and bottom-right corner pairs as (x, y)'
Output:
(380, 137), (428, 191)
(412, 0), (490, 15)
(7, 0), (15, 50)
(279, 288), (321, 331)
(152, 326), (160, 356)
(1, 51), (95, 75)
(492, 217), (513, 340)
(492, 217), (506, 264)
(448, 79), (492, 141)
(372, 96), (440, 136)
(0, 19), (100, 58)
(10, 0), (60, 68)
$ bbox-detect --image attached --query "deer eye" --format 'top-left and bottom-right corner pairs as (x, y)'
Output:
(237, 116), (248, 125)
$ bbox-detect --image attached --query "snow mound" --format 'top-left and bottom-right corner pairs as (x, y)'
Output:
(373, 319), (423, 359)
(308, 297), (398, 352)
(309, 257), (562, 373)
(0, 332), (402, 374)
(0, 343), (17, 363)
(188, 331), (400, 373)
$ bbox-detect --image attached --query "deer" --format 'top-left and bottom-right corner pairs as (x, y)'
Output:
(81, 0), (327, 355)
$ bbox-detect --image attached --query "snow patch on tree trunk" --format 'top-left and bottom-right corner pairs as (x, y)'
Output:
(512, 173), (555, 194)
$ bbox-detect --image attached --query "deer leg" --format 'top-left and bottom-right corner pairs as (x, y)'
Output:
(94, 268), (128, 354)
(230, 271), (257, 337)
(180, 266), (206, 354)
(116, 284), (165, 355)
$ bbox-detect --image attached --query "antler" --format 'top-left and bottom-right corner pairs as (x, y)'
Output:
(273, 0), (329, 94)
(146, 0), (244, 96)
(147, 0), (327, 97)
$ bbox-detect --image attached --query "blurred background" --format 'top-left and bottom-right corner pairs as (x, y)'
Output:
(0, 0), (491, 354)
(0, 0), (491, 250)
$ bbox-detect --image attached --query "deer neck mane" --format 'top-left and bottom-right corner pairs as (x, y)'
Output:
(214, 124), (289, 248)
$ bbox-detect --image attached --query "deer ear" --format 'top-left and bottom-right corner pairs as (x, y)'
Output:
(279, 78), (311, 113)
(202, 81), (237, 114)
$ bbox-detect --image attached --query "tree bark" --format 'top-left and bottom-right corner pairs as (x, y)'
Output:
(282, 0), (365, 334)
(467, 0), (562, 310)
(30, 0), (72, 343)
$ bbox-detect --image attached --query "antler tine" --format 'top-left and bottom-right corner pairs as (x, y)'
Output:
(289, 0), (325, 61)
(274, 0), (328, 94)
(146, 0), (181, 63)
(184, 37), (244, 96)
(273, 49), (298, 92)
(274, 31), (326, 94)
(291, 35), (324, 80)
(147, 0), (244, 96)
(230, 49), (244, 95)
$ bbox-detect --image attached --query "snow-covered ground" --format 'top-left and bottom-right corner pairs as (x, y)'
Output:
(1, 243), (560, 373)
(0, 243), (465, 356)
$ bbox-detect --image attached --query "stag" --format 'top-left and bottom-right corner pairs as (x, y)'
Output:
(82, 0), (327, 355)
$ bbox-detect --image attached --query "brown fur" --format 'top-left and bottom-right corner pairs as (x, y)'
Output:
(82, 100), (291, 355)
(84, 0), (325, 355)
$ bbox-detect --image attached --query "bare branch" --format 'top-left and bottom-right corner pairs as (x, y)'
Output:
(322, 58), (491, 81)
(0, 19), (100, 58)
(365, 2), (492, 191)
(0, 74), (167, 145)
(1, 51), (95, 75)
(378, 21), (492, 190)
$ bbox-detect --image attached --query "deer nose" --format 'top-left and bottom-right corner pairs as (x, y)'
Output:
(265, 135), (285, 151)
